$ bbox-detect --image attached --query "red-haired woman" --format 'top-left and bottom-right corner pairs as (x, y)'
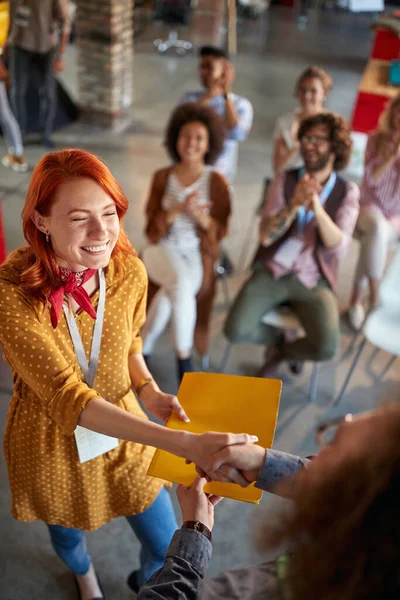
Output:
(0, 149), (255, 599)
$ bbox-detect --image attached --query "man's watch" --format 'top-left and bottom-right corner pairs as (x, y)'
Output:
(182, 520), (212, 542)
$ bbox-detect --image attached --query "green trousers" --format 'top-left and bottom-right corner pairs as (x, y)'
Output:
(224, 268), (339, 362)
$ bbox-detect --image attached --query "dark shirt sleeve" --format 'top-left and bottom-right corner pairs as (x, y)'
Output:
(138, 449), (309, 599)
(138, 528), (212, 600)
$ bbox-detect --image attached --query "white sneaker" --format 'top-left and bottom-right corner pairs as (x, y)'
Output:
(11, 156), (29, 172)
(348, 304), (365, 331)
(2, 153), (14, 168)
(1, 154), (29, 172)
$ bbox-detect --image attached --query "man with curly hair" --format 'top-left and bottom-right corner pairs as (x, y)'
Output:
(224, 113), (360, 376)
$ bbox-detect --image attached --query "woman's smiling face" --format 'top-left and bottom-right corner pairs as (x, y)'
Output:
(33, 177), (120, 271)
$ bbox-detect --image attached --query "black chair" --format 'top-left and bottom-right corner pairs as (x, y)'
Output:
(153, 0), (192, 55)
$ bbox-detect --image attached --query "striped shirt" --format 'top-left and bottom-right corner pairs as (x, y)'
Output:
(161, 167), (213, 254)
(360, 132), (400, 219)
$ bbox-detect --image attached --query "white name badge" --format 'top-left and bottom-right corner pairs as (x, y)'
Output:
(74, 425), (119, 464)
(15, 5), (32, 27)
(64, 269), (119, 463)
(273, 238), (304, 269)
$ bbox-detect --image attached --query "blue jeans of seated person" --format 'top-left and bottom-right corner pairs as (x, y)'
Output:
(47, 487), (177, 586)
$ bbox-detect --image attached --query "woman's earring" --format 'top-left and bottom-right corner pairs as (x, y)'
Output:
(46, 233), (49, 243)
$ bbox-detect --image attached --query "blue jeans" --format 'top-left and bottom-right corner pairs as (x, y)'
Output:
(9, 46), (56, 138)
(0, 81), (24, 155)
(47, 487), (177, 586)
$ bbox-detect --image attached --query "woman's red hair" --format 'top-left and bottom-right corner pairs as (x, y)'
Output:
(18, 149), (135, 301)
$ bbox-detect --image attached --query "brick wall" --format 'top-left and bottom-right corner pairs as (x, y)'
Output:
(76, 0), (133, 129)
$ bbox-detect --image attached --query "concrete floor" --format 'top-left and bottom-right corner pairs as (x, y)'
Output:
(1, 6), (399, 600)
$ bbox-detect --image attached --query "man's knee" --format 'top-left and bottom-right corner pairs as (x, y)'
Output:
(309, 327), (339, 361)
(224, 285), (265, 343)
(224, 297), (251, 342)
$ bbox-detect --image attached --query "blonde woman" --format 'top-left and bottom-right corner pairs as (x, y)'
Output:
(348, 94), (400, 330)
(273, 66), (332, 174)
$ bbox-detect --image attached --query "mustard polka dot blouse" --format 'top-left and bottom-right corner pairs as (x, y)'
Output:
(0, 252), (167, 531)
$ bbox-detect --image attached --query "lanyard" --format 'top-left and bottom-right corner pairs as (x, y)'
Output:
(297, 169), (337, 237)
(63, 269), (105, 389)
(276, 553), (292, 600)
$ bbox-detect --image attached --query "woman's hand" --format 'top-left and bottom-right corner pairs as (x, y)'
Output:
(177, 477), (223, 531)
(185, 432), (259, 486)
(166, 203), (186, 225)
(185, 193), (212, 230)
(198, 443), (267, 484)
(139, 385), (189, 423)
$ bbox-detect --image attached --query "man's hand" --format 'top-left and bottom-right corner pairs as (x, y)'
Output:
(290, 173), (320, 210)
(139, 385), (189, 423)
(53, 57), (65, 74)
(197, 444), (266, 484)
(177, 477), (223, 531)
(220, 60), (235, 95)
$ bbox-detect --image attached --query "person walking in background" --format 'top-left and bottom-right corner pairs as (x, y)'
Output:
(0, 6), (28, 171)
(273, 66), (332, 174)
(180, 46), (253, 183)
(141, 104), (231, 381)
(348, 94), (400, 331)
(224, 113), (359, 377)
(0, 50), (28, 171)
(8, 0), (70, 149)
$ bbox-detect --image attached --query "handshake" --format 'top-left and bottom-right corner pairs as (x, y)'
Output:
(179, 441), (267, 533)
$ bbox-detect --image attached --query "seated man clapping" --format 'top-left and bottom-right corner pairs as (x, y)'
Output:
(224, 113), (359, 377)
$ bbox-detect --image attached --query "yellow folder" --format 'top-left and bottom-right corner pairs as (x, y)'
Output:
(147, 372), (282, 504)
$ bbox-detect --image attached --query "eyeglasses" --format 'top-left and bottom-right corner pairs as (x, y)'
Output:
(300, 135), (330, 147)
(315, 413), (353, 448)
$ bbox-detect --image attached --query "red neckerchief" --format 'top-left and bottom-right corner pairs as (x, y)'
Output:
(48, 267), (97, 328)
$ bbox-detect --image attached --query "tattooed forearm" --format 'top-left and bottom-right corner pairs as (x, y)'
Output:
(259, 205), (298, 247)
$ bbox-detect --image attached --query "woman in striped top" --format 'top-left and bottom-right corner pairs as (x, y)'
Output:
(142, 104), (231, 381)
(348, 94), (400, 330)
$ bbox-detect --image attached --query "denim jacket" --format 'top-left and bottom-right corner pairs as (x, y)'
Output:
(138, 450), (309, 600)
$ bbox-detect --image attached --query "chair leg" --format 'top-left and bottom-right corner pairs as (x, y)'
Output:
(237, 212), (259, 272)
(340, 329), (362, 361)
(220, 271), (230, 309)
(201, 354), (210, 372)
(309, 362), (319, 403)
(381, 354), (397, 379)
(219, 342), (232, 373)
(366, 346), (380, 372)
(333, 337), (367, 406)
